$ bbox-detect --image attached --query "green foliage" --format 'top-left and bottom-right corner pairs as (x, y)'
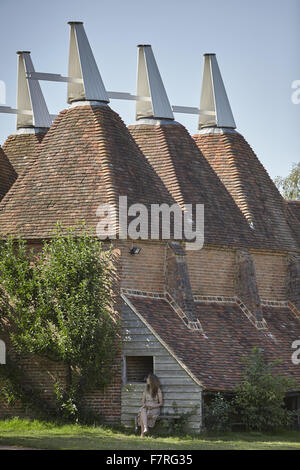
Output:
(170, 401), (199, 434)
(53, 381), (79, 422)
(53, 380), (103, 424)
(0, 223), (120, 421)
(274, 162), (300, 200)
(234, 347), (296, 432)
(204, 393), (232, 432)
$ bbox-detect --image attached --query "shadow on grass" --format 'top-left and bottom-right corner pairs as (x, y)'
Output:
(0, 431), (300, 450)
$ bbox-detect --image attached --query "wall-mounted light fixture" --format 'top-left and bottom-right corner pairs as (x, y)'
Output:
(130, 246), (142, 255)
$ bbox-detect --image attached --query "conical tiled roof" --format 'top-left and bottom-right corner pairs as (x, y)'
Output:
(0, 146), (17, 201)
(128, 122), (256, 248)
(0, 104), (175, 239)
(3, 132), (46, 176)
(193, 130), (300, 251)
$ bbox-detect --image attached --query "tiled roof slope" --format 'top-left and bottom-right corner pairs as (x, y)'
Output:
(286, 201), (300, 246)
(127, 295), (300, 391)
(2, 133), (45, 176)
(193, 131), (299, 251)
(129, 123), (256, 248)
(288, 201), (300, 223)
(0, 147), (17, 201)
(0, 105), (175, 239)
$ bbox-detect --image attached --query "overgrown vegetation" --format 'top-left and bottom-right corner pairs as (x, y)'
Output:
(151, 402), (200, 436)
(204, 393), (232, 432)
(274, 162), (300, 200)
(169, 401), (199, 434)
(234, 347), (296, 431)
(0, 224), (120, 422)
(204, 348), (296, 432)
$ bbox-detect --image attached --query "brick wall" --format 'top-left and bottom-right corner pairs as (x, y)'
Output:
(120, 240), (165, 293)
(185, 246), (288, 300)
(0, 349), (68, 419)
(81, 351), (122, 424)
(0, 345), (122, 424)
(252, 252), (287, 300)
(186, 247), (236, 296)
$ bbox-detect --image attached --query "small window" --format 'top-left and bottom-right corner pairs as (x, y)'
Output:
(125, 356), (153, 383)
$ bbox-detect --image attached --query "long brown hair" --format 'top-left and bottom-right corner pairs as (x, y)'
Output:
(146, 373), (160, 398)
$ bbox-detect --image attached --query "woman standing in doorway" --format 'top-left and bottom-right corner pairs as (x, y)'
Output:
(138, 373), (163, 437)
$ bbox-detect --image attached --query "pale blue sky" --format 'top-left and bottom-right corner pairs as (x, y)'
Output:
(0, 0), (299, 178)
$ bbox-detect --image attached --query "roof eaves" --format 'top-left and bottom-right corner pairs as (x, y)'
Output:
(121, 292), (203, 388)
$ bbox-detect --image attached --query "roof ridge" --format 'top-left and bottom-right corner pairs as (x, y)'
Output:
(148, 125), (185, 209)
(89, 106), (120, 233)
(215, 134), (254, 224)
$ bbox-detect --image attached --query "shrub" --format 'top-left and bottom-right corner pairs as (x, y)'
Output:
(204, 393), (232, 432)
(234, 347), (296, 432)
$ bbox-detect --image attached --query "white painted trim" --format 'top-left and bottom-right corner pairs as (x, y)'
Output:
(14, 127), (48, 135)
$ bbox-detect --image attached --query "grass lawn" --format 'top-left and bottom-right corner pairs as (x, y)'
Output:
(0, 418), (299, 450)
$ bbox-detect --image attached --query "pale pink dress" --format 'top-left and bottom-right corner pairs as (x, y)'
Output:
(138, 389), (161, 428)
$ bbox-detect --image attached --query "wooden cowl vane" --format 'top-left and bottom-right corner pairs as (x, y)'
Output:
(2, 52), (52, 176)
(193, 54), (299, 252)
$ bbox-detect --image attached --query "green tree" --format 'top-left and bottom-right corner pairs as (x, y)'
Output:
(0, 224), (120, 396)
(274, 162), (300, 200)
(234, 347), (296, 431)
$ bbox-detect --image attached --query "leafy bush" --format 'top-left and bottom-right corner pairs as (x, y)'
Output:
(171, 401), (199, 434)
(53, 381), (79, 422)
(234, 347), (296, 432)
(204, 393), (232, 432)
